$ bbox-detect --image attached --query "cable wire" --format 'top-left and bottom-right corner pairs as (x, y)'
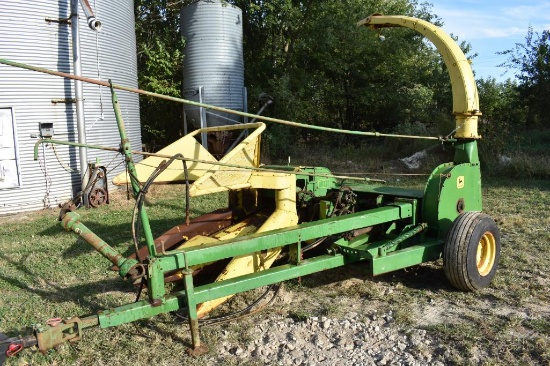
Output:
(130, 153), (189, 261)
(172, 283), (282, 326)
(50, 144), (79, 173)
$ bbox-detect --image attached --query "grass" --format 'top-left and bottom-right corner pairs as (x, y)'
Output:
(0, 187), (228, 365)
(1, 144), (550, 365)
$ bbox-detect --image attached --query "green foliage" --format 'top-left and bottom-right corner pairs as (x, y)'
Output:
(132, 1), (550, 181)
(134, 0), (185, 149)
(224, 0), (458, 153)
(499, 27), (550, 128)
(477, 77), (525, 159)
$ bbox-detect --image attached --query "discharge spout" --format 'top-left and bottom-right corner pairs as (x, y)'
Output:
(358, 14), (481, 139)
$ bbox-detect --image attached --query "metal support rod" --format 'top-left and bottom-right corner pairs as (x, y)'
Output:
(0, 58), (440, 141)
(70, 0), (89, 199)
(183, 271), (204, 353)
(109, 84), (157, 256)
(243, 87), (248, 124)
(198, 86), (208, 148)
(183, 110), (188, 135)
(378, 223), (427, 256)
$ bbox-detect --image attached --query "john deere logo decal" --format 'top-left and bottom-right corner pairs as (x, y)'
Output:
(457, 176), (465, 189)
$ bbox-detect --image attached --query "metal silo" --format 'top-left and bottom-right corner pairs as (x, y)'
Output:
(0, 0), (141, 215)
(181, 0), (245, 138)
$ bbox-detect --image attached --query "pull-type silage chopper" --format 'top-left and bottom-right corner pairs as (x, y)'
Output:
(0, 14), (501, 362)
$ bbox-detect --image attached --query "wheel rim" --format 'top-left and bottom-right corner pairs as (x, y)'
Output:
(89, 188), (107, 208)
(476, 231), (496, 276)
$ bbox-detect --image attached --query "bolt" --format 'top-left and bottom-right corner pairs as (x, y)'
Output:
(75, 228), (82, 234)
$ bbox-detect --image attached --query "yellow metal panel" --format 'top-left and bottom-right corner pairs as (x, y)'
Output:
(112, 134), (216, 185)
(248, 171), (293, 189)
(113, 123), (265, 186)
(176, 235), (219, 249)
(196, 174), (298, 318)
(212, 220), (259, 240)
(189, 123), (265, 196)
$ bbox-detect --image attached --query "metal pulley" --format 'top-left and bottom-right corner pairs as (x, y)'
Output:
(89, 187), (108, 207)
(84, 164), (109, 208)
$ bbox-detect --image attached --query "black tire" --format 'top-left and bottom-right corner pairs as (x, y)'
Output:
(444, 212), (501, 291)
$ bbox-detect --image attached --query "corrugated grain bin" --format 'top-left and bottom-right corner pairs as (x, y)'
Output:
(0, 0), (141, 215)
(181, 0), (245, 128)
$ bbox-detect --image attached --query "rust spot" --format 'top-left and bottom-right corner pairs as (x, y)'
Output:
(150, 299), (162, 307)
(120, 209), (234, 265)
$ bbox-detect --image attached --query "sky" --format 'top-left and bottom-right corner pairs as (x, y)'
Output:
(427, 0), (550, 82)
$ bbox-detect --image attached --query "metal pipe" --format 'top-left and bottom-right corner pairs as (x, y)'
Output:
(109, 84), (157, 256)
(79, 0), (102, 31)
(41, 143), (50, 208)
(71, 0), (90, 199)
(62, 211), (140, 278)
(0, 58), (440, 141)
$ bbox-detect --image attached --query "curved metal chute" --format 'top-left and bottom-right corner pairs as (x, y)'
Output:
(358, 14), (481, 139)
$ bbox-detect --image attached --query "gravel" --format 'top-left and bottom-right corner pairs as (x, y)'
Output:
(209, 310), (444, 366)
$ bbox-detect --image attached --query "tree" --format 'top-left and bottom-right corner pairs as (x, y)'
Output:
(477, 77), (525, 155)
(224, 0), (460, 153)
(134, 0), (186, 149)
(499, 27), (550, 128)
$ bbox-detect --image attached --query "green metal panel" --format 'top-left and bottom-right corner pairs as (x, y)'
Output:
(422, 161), (482, 238)
(157, 202), (413, 271)
(454, 140), (480, 164)
(370, 240), (444, 274)
(422, 162), (453, 232)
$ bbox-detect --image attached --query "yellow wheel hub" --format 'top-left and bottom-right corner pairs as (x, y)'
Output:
(476, 232), (496, 276)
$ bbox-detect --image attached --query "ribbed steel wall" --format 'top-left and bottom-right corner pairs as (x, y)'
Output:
(0, 0), (141, 215)
(181, 0), (244, 127)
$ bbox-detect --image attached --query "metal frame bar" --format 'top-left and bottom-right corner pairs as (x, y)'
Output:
(153, 202), (413, 272)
